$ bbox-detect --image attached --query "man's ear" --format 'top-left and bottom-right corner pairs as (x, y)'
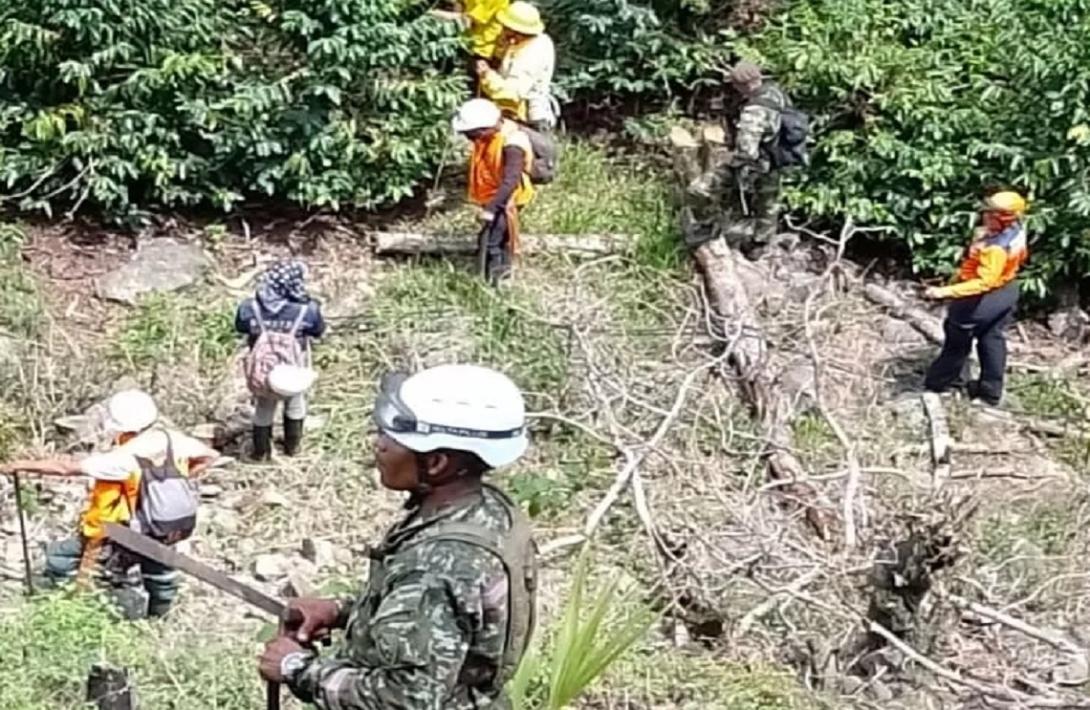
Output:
(423, 451), (451, 480)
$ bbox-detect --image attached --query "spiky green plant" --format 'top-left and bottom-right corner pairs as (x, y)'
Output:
(510, 548), (656, 709)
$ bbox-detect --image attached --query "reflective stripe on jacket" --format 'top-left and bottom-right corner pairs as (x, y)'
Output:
(937, 222), (1028, 299)
(468, 120), (534, 208)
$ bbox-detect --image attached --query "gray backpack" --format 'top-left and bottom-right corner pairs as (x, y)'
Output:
(132, 434), (199, 544)
(521, 126), (559, 185)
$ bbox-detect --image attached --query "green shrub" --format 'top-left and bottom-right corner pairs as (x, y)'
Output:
(0, 593), (260, 709)
(538, 0), (728, 100)
(0, 0), (464, 220)
(0, 222), (42, 336)
(742, 0), (1090, 297)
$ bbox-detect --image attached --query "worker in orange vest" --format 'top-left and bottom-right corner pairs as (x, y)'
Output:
(923, 190), (1029, 406)
(1, 390), (218, 617)
(452, 98), (534, 284)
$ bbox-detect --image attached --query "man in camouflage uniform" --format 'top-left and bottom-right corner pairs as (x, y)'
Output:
(259, 364), (537, 709)
(687, 60), (787, 249)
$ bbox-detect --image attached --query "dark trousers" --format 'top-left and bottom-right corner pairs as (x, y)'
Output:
(924, 282), (1019, 403)
(45, 535), (180, 617)
(483, 210), (513, 282)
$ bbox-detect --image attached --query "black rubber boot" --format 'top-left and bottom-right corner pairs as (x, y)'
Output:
(283, 417), (304, 457)
(252, 426), (273, 461)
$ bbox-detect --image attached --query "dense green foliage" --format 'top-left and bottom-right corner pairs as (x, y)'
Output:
(5, 0), (1090, 294)
(743, 0), (1090, 296)
(0, 0), (464, 220)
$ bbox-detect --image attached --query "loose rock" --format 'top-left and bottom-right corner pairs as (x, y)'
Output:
(95, 239), (209, 305)
(1053, 652), (1090, 687)
(253, 553), (289, 582)
(258, 491), (290, 508)
(301, 538), (336, 569)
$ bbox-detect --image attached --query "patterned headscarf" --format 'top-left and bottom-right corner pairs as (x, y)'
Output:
(256, 260), (308, 315)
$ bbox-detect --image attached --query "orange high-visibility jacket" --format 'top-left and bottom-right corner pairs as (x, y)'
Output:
(936, 222), (1028, 299)
(468, 120), (534, 209)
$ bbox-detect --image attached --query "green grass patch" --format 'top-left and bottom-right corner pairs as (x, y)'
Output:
(363, 262), (569, 402)
(0, 593), (259, 709)
(522, 141), (681, 270)
(112, 291), (237, 373)
(601, 652), (820, 709)
(0, 223), (43, 338)
(979, 501), (1078, 561)
(791, 410), (838, 468)
(1008, 373), (1084, 420)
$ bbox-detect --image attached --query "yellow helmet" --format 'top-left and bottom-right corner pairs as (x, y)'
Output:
(982, 191), (1026, 216)
(497, 1), (545, 36)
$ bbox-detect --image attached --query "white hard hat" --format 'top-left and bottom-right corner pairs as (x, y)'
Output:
(452, 99), (502, 134)
(106, 389), (159, 433)
(374, 365), (528, 468)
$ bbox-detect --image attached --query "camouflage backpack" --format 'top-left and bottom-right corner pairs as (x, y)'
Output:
(244, 305), (308, 397)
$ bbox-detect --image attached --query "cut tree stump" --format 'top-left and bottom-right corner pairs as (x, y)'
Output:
(370, 231), (630, 257)
(87, 663), (135, 710)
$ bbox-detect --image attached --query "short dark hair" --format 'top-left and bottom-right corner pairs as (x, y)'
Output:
(415, 449), (492, 480)
(449, 449), (492, 478)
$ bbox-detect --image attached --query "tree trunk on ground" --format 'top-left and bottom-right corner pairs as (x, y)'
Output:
(370, 231), (629, 257)
(87, 664), (135, 710)
(672, 127), (831, 539)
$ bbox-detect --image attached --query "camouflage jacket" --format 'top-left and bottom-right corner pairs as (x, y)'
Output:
(289, 485), (530, 709)
(733, 83), (786, 172)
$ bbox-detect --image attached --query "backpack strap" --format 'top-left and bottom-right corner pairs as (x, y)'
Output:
(253, 301), (267, 334)
(287, 303), (309, 337)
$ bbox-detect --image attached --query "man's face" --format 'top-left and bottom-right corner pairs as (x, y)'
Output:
(374, 432), (420, 491)
(499, 27), (529, 47)
(462, 125), (499, 143)
(981, 210), (1014, 233)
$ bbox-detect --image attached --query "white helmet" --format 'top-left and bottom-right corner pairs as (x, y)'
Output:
(106, 389), (159, 434)
(451, 98), (502, 134)
(374, 365), (528, 468)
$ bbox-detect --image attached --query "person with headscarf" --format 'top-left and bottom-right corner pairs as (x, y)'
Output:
(235, 260), (326, 459)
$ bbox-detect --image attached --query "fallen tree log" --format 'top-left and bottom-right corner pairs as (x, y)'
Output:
(673, 128), (831, 539)
(863, 283), (945, 344)
(370, 231), (631, 257)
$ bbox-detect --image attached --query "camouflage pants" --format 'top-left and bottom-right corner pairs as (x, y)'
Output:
(680, 170), (782, 251)
(45, 535), (180, 618)
(721, 170), (782, 247)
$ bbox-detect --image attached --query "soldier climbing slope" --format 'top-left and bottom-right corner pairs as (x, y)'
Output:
(688, 60), (808, 250)
(259, 365), (538, 709)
